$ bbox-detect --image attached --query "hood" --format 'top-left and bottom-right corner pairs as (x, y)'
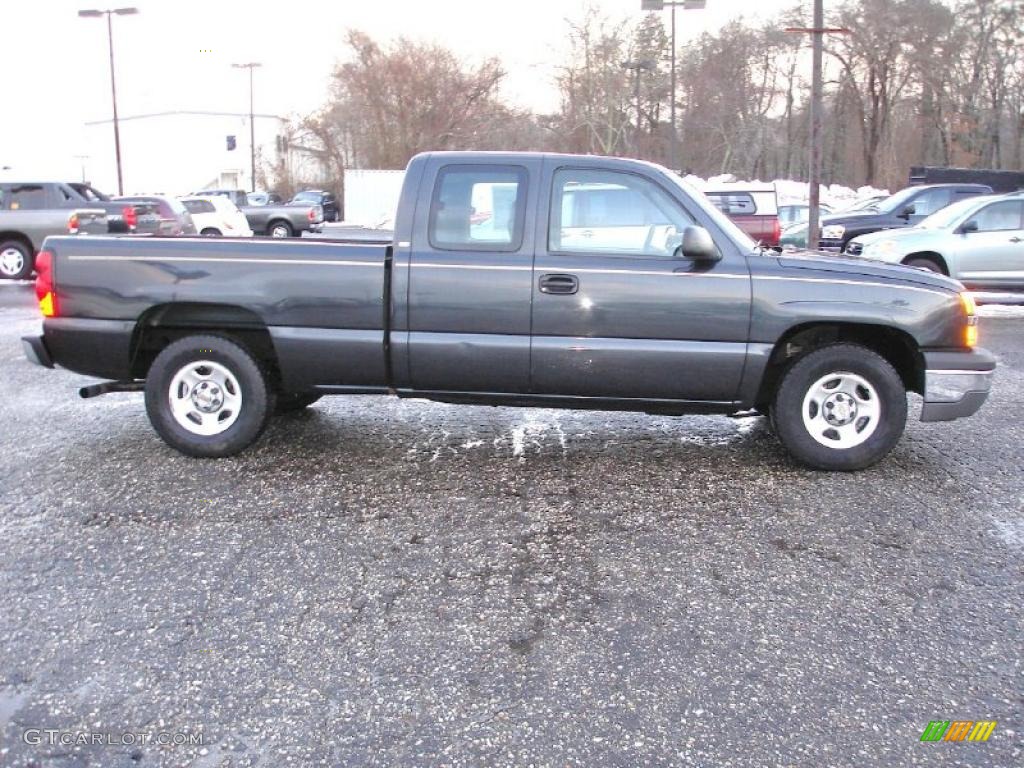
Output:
(851, 226), (941, 248)
(776, 249), (962, 293)
(820, 210), (886, 227)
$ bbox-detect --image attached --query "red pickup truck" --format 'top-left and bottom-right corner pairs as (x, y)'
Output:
(703, 185), (781, 247)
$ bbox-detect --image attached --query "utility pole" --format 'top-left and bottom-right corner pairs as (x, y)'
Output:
(78, 7), (138, 195)
(639, 1), (707, 173)
(232, 62), (262, 192)
(787, 2), (849, 250)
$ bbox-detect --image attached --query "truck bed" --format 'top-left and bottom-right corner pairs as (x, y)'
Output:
(43, 235), (391, 392)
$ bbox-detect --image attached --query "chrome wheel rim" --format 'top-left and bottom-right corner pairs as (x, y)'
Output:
(270, 225), (289, 238)
(802, 371), (880, 449)
(0, 247), (25, 276)
(168, 360), (242, 436)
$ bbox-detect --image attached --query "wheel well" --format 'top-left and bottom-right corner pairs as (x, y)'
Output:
(200, 227), (221, 235)
(756, 322), (923, 409)
(266, 219), (292, 233)
(902, 251), (949, 275)
(130, 303), (281, 386)
(0, 232), (34, 253)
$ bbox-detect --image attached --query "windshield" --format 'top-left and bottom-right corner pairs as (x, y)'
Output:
(917, 196), (990, 230)
(292, 191), (318, 202)
(661, 171), (757, 250)
(868, 187), (920, 214)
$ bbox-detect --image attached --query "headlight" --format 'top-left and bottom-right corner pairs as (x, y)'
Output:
(821, 225), (845, 240)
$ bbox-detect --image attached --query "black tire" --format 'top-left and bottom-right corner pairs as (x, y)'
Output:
(772, 343), (907, 471)
(0, 239), (33, 280)
(276, 393), (322, 413)
(200, 228), (222, 237)
(144, 335), (274, 457)
(268, 220), (293, 238)
(903, 256), (944, 274)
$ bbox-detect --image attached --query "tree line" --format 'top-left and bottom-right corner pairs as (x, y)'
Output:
(285, 0), (1023, 194)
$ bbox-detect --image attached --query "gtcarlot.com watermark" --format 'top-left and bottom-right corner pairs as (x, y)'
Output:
(23, 729), (203, 747)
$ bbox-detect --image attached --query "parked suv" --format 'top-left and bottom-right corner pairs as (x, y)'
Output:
(819, 184), (991, 252)
(849, 192), (1024, 297)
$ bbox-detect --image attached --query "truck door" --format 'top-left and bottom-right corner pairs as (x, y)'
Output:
(954, 199), (1024, 291)
(530, 162), (750, 403)
(404, 158), (538, 393)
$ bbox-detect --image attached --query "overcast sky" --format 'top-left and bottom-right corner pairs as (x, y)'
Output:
(2, 0), (796, 178)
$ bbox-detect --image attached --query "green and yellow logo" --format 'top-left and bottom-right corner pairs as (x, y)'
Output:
(920, 720), (997, 742)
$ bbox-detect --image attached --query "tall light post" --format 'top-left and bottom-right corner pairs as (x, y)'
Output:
(622, 59), (656, 157)
(78, 7), (138, 195)
(640, 0), (706, 173)
(232, 62), (262, 193)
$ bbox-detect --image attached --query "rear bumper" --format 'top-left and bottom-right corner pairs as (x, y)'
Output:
(22, 335), (54, 368)
(920, 348), (996, 422)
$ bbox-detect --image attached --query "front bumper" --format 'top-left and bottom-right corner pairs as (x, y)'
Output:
(22, 335), (54, 368)
(920, 348), (996, 422)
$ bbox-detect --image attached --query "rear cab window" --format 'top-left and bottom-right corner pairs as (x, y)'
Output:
(706, 192), (757, 216)
(428, 165), (527, 251)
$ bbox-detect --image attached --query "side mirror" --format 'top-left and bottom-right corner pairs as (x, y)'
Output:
(899, 205), (916, 219)
(676, 226), (720, 262)
(959, 219), (979, 234)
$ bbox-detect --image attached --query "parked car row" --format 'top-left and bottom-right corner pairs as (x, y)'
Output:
(0, 180), (336, 279)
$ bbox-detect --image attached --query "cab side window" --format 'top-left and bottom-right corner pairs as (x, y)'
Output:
(549, 169), (695, 257)
(8, 184), (47, 210)
(428, 165), (527, 251)
(973, 201), (1024, 232)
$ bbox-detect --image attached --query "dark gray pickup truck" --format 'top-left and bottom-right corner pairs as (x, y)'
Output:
(23, 152), (995, 470)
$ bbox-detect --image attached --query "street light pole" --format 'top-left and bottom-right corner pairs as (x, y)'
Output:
(232, 62), (262, 193)
(640, 1), (706, 173)
(621, 59), (655, 158)
(78, 7), (138, 195)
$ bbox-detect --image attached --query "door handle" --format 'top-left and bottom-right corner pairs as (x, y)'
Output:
(539, 273), (579, 295)
(1010, 236), (1023, 243)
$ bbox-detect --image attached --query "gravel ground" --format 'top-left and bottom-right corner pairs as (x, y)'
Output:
(0, 282), (1021, 767)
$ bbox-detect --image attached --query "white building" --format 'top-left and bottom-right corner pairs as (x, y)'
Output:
(82, 110), (327, 195)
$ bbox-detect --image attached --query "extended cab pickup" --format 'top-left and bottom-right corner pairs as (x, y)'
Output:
(23, 152), (996, 470)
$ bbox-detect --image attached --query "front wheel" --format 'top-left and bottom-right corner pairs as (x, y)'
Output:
(144, 335), (274, 457)
(772, 343), (907, 471)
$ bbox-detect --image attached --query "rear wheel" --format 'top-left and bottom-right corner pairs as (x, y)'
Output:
(144, 335), (274, 457)
(772, 343), (907, 471)
(0, 240), (33, 280)
(268, 221), (293, 238)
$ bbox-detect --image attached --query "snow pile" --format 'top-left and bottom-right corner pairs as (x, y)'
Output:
(684, 172), (889, 210)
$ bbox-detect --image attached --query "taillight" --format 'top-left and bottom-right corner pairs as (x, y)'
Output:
(34, 249), (57, 317)
(68, 213), (80, 234)
(123, 205), (137, 231)
(961, 292), (978, 348)
(307, 207), (317, 222)
(772, 218), (781, 245)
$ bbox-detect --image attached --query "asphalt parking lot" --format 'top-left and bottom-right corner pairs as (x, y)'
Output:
(0, 281), (1021, 767)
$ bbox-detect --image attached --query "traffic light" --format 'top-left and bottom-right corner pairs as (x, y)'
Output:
(226, 135), (237, 151)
